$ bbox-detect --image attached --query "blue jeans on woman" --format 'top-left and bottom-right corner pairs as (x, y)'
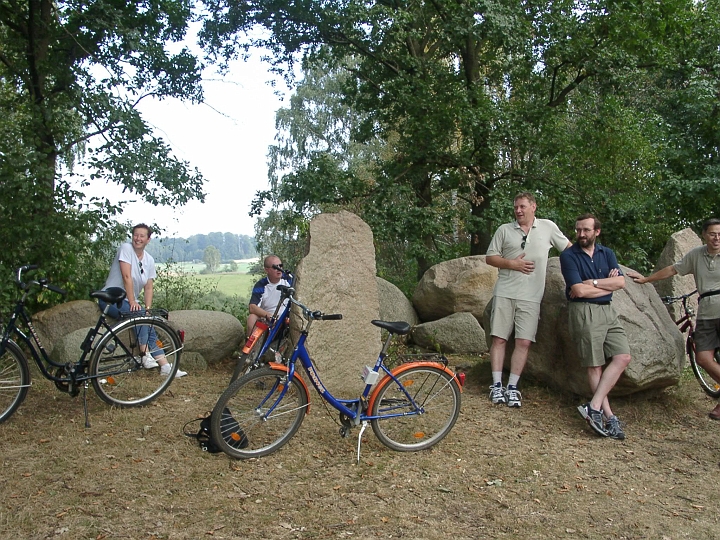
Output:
(98, 298), (161, 359)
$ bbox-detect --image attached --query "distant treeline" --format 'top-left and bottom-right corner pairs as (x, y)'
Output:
(153, 233), (257, 263)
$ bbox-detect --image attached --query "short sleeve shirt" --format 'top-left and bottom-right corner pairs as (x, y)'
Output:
(103, 243), (156, 302)
(486, 218), (570, 303)
(673, 246), (720, 320)
(250, 277), (291, 315)
(559, 243), (622, 303)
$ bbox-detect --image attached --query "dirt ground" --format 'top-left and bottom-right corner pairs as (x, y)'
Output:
(1, 356), (719, 540)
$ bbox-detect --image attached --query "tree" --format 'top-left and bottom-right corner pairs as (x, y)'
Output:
(0, 0), (206, 305)
(203, 245), (221, 272)
(201, 0), (695, 278)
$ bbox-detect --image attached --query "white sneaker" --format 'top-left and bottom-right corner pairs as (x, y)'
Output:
(142, 354), (159, 369)
(160, 363), (187, 378)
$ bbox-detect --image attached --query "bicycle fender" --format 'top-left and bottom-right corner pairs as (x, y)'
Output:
(367, 361), (462, 412)
(267, 362), (311, 414)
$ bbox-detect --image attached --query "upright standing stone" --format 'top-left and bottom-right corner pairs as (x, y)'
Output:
(294, 211), (382, 397)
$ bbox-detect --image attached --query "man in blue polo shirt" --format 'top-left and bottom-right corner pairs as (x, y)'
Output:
(246, 255), (290, 336)
(560, 213), (631, 440)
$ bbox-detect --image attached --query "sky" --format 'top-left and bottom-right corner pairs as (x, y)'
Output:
(87, 52), (289, 240)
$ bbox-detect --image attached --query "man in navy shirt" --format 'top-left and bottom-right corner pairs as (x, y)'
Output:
(560, 214), (631, 439)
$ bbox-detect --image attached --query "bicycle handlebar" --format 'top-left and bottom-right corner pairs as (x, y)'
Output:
(15, 265), (66, 296)
(661, 290), (698, 304)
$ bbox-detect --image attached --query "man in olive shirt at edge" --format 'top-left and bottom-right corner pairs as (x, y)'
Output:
(629, 218), (720, 420)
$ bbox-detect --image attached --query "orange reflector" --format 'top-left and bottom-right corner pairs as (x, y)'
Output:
(156, 339), (164, 347)
(403, 380), (414, 387)
(230, 432), (242, 441)
(413, 432), (425, 439)
(107, 376), (116, 385)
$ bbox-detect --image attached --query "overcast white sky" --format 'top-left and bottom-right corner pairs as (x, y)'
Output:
(88, 52), (289, 239)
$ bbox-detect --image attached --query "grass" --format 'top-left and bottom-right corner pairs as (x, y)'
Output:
(3, 356), (720, 539)
(194, 273), (257, 297)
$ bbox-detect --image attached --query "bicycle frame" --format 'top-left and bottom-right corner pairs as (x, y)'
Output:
(261, 295), (458, 426)
(0, 296), (147, 387)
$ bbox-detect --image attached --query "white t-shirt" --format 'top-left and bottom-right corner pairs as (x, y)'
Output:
(103, 243), (157, 302)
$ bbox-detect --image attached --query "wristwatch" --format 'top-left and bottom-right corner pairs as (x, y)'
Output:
(592, 279), (598, 287)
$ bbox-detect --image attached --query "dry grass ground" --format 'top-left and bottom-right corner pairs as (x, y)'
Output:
(1, 357), (719, 540)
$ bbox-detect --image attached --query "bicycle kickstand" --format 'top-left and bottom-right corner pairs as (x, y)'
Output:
(83, 382), (91, 428)
(356, 421), (368, 464)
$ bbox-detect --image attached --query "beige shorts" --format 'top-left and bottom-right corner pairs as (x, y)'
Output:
(490, 296), (541, 342)
(568, 302), (630, 367)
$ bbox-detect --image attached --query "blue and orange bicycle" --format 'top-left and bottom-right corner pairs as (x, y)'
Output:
(211, 283), (462, 460)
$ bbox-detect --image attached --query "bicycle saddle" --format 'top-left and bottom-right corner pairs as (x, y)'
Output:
(371, 320), (411, 335)
(90, 286), (127, 307)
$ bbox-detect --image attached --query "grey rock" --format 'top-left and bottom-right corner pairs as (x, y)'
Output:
(295, 211), (381, 396)
(484, 258), (685, 396)
(167, 310), (244, 364)
(411, 312), (487, 354)
(412, 256), (497, 323)
(377, 277), (418, 344)
(32, 300), (100, 356)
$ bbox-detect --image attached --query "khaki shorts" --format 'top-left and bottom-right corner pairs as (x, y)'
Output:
(490, 296), (541, 342)
(568, 302), (630, 367)
(694, 318), (720, 352)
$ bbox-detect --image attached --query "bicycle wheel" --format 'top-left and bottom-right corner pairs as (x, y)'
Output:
(210, 366), (308, 459)
(370, 365), (461, 452)
(688, 341), (720, 399)
(90, 317), (182, 407)
(0, 341), (30, 423)
(231, 331), (267, 383)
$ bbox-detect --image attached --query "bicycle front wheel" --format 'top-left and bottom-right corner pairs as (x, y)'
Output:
(370, 365), (461, 452)
(688, 342), (720, 399)
(0, 340), (30, 423)
(211, 367), (308, 459)
(90, 317), (182, 407)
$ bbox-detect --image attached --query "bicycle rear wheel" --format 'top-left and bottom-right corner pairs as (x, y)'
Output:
(370, 365), (461, 452)
(90, 317), (182, 407)
(0, 341), (30, 423)
(210, 367), (308, 459)
(231, 331), (267, 383)
(688, 342), (720, 399)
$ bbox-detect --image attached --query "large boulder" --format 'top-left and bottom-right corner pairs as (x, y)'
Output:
(294, 211), (381, 396)
(652, 228), (702, 320)
(483, 258), (685, 396)
(411, 312), (487, 354)
(167, 310), (244, 364)
(50, 327), (92, 364)
(412, 256), (497, 323)
(377, 277), (418, 326)
(32, 300), (99, 356)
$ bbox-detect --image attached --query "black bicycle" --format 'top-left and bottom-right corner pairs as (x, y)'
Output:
(662, 290), (720, 398)
(0, 265), (184, 425)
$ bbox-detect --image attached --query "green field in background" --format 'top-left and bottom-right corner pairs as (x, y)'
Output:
(166, 259), (260, 298)
(195, 272), (256, 297)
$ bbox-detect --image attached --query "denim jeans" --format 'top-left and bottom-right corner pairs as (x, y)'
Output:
(98, 298), (161, 358)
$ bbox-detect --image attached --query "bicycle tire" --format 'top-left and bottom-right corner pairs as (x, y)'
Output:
(230, 331), (268, 383)
(89, 317), (182, 407)
(210, 366), (308, 459)
(370, 365), (461, 452)
(0, 340), (30, 423)
(688, 339), (720, 399)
